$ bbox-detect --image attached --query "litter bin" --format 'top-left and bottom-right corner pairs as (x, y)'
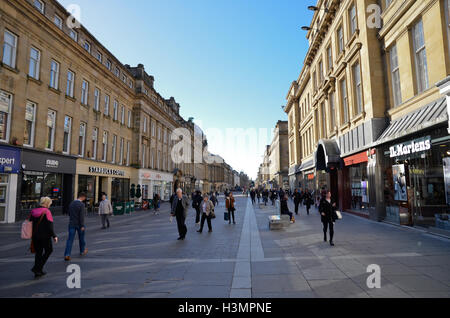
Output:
(125, 201), (131, 214)
(130, 201), (135, 212)
(113, 202), (125, 215)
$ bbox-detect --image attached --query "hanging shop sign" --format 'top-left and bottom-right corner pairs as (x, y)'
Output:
(389, 136), (431, 158)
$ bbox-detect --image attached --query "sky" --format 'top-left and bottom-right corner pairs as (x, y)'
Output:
(58, 0), (314, 179)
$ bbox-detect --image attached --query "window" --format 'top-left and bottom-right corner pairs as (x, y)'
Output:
(142, 144), (146, 168)
(389, 44), (402, 107)
(385, 0), (393, 9)
(151, 149), (155, 168)
(164, 129), (167, 143)
(158, 150), (161, 170)
(69, 30), (78, 42)
(446, 0), (450, 55)
(126, 141), (130, 166)
(337, 26), (344, 54)
(3, 30), (18, 68)
(91, 128), (98, 159)
(96, 52), (102, 63)
(102, 131), (108, 162)
(34, 0), (44, 13)
(111, 135), (117, 163)
(46, 109), (56, 150)
(78, 122), (86, 157)
(340, 79), (349, 124)
(412, 19), (429, 93)
(54, 15), (63, 29)
(120, 106), (125, 124)
(152, 121), (156, 136)
(128, 80), (133, 89)
(0, 91), (12, 142)
(320, 103), (326, 138)
(63, 116), (72, 154)
(113, 100), (118, 120)
(106, 59), (112, 70)
(24, 101), (36, 147)
(84, 41), (91, 53)
(327, 45), (333, 71)
(329, 92), (336, 130)
(127, 110), (132, 128)
(158, 126), (161, 141)
(349, 4), (357, 35)
(29, 47), (41, 80)
(94, 88), (100, 111)
(115, 67), (120, 77)
(66, 70), (75, 97)
(319, 60), (324, 84)
(50, 60), (60, 90)
(81, 80), (89, 105)
(119, 137), (124, 165)
(353, 62), (363, 115)
(313, 71), (317, 91)
(104, 95), (110, 115)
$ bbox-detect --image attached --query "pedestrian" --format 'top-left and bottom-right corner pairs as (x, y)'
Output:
(98, 193), (112, 229)
(256, 190), (261, 204)
(171, 188), (190, 240)
(30, 197), (58, 278)
(304, 189), (313, 215)
(263, 189), (269, 206)
(280, 194), (295, 223)
(192, 190), (203, 225)
(226, 192), (236, 224)
(197, 194), (215, 233)
(153, 192), (160, 215)
(64, 192), (88, 261)
(210, 192), (218, 207)
(250, 189), (256, 205)
(293, 188), (303, 215)
(319, 191), (338, 246)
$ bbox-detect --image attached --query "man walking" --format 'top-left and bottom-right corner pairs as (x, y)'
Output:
(98, 193), (112, 229)
(192, 190), (202, 225)
(171, 188), (190, 240)
(293, 189), (302, 215)
(64, 192), (88, 261)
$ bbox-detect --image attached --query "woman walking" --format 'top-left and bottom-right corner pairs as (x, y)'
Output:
(226, 192), (236, 224)
(30, 197), (58, 278)
(304, 189), (313, 215)
(319, 191), (338, 246)
(153, 193), (160, 215)
(197, 194), (215, 233)
(99, 193), (112, 229)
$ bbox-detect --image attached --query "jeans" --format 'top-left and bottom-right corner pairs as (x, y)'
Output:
(199, 213), (212, 232)
(228, 208), (235, 223)
(64, 226), (86, 257)
(101, 214), (110, 228)
(323, 220), (334, 242)
(33, 238), (53, 273)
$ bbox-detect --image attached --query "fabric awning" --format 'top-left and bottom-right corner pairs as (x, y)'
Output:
(375, 97), (447, 146)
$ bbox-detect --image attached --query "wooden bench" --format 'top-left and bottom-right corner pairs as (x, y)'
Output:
(268, 215), (291, 230)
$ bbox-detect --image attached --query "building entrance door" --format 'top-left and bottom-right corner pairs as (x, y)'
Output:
(0, 174), (9, 223)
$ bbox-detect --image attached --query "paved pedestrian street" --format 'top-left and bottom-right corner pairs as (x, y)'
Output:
(1, 195), (450, 298)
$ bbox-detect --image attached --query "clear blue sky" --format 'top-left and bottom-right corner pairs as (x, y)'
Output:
(58, 0), (314, 179)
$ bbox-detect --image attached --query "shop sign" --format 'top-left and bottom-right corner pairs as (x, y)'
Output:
(89, 166), (125, 176)
(307, 174), (315, 180)
(45, 159), (59, 169)
(390, 136), (431, 158)
(0, 146), (21, 173)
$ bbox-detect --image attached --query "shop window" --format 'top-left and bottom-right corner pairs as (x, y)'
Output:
(350, 163), (369, 213)
(21, 172), (63, 211)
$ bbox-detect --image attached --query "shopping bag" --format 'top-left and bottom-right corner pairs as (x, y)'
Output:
(21, 220), (33, 240)
(224, 211), (229, 221)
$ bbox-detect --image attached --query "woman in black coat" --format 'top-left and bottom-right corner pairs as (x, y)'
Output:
(318, 191), (338, 246)
(29, 197), (58, 278)
(303, 190), (313, 215)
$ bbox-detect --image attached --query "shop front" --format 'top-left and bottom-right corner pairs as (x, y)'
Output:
(380, 129), (449, 227)
(0, 145), (20, 223)
(19, 149), (76, 220)
(75, 159), (132, 211)
(341, 151), (370, 217)
(133, 169), (173, 202)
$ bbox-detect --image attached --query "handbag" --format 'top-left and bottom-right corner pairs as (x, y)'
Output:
(224, 211), (229, 221)
(210, 208), (216, 219)
(335, 210), (343, 220)
(21, 219), (33, 240)
(28, 212), (46, 254)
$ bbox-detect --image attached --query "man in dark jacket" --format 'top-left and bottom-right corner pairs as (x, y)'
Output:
(64, 193), (88, 261)
(192, 190), (203, 225)
(319, 191), (338, 246)
(293, 188), (303, 215)
(171, 188), (190, 240)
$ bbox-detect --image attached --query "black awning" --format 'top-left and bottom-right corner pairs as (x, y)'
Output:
(315, 139), (341, 171)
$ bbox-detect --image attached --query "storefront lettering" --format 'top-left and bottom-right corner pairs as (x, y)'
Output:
(89, 166), (125, 176)
(46, 159), (59, 168)
(389, 137), (431, 158)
